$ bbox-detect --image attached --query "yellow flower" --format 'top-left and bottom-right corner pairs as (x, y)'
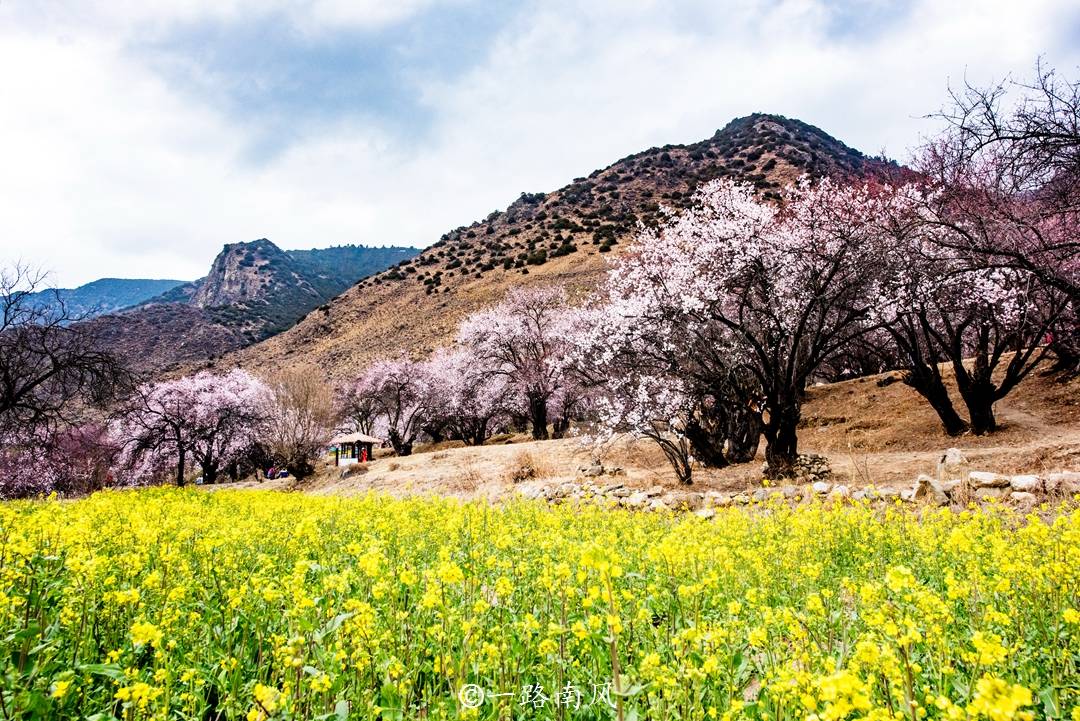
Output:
(51, 680), (72, 699)
(1064, 607), (1080, 625)
(130, 620), (163, 647)
(967, 675), (1033, 721)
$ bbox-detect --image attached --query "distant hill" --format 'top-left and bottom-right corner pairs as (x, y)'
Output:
(87, 241), (419, 373)
(26, 278), (186, 319)
(231, 113), (898, 380)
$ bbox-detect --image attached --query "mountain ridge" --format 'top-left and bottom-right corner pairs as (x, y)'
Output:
(225, 113), (898, 381)
(87, 240), (419, 373)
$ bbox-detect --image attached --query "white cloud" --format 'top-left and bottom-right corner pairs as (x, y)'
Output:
(0, 0), (1077, 286)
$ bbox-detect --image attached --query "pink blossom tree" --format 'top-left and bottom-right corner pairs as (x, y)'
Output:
(592, 178), (900, 478)
(459, 286), (576, 440)
(424, 348), (512, 446)
(872, 186), (1069, 435)
(111, 369), (269, 485)
(353, 358), (431, 456)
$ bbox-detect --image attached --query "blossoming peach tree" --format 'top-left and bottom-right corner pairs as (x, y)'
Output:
(110, 369), (270, 485)
(583, 178), (911, 479)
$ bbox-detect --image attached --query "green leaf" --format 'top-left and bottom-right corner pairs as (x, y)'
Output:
(1038, 687), (1060, 719)
(77, 663), (125, 681)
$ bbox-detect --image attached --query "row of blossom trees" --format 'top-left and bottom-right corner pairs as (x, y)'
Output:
(341, 287), (592, 455)
(108, 368), (335, 487)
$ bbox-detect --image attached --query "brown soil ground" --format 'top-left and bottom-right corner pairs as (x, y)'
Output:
(223, 360), (1080, 500)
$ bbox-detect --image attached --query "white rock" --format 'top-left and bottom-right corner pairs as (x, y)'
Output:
(704, 491), (732, 508)
(939, 447), (968, 471)
(899, 488), (916, 502)
(645, 485), (664, 498)
(694, 508), (717, 520)
(751, 488), (770, 502)
(1009, 474), (1042, 492)
(829, 484), (851, 499)
(811, 481), (832, 495)
(1009, 491), (1037, 504)
(969, 471), (1010, 489)
(1045, 471), (1080, 494)
(647, 498), (670, 512)
(624, 491), (648, 509)
(975, 486), (1006, 501)
(913, 474), (949, 505)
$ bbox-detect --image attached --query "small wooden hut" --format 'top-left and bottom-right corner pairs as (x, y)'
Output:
(329, 432), (380, 466)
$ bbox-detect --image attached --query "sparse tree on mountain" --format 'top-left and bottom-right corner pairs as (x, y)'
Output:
(111, 370), (268, 485)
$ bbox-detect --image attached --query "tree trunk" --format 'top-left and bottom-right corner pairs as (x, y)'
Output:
(551, 416), (570, 439)
(762, 402), (799, 480)
(962, 387), (998, 435)
(902, 371), (969, 436)
(724, 406), (762, 463)
(176, 444), (186, 487)
(528, 394), (549, 441)
(201, 458), (219, 484)
(388, 429), (413, 456)
(684, 410), (729, 468)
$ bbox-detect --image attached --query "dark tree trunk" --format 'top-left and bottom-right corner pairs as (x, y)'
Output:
(724, 406), (762, 463)
(961, 384), (998, 435)
(176, 444), (186, 487)
(286, 459), (316, 480)
(654, 436), (693, 485)
(509, 413), (529, 433)
(528, 394), (549, 441)
(422, 422), (447, 444)
(902, 370), (969, 437)
(551, 416), (570, 439)
(684, 409), (730, 468)
(200, 458), (219, 484)
(762, 400), (799, 480)
(388, 429), (413, 456)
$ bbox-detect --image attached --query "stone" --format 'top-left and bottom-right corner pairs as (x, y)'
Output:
(899, 488), (916, 502)
(624, 491), (648, 509)
(1009, 474), (1042, 493)
(913, 474), (949, 505)
(731, 493), (750, 505)
(751, 488), (770, 502)
(852, 490), (867, 501)
(1009, 491), (1037, 504)
(695, 508), (717, 520)
(599, 481), (625, 493)
(780, 485), (800, 499)
(647, 498), (670, 512)
(607, 467), (627, 477)
(608, 487), (631, 498)
(811, 481), (832, 495)
(645, 485), (664, 498)
(1045, 471), (1080, 495)
(940, 479), (964, 494)
(662, 491), (703, 511)
(829, 484), (851, 499)
(969, 471), (1010, 489)
(580, 463), (605, 478)
(975, 486), (1006, 501)
(938, 447), (968, 475)
(704, 491), (732, 508)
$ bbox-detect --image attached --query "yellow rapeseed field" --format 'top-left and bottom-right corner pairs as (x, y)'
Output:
(1, 489), (1078, 721)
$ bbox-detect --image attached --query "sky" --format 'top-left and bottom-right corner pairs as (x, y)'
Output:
(1, 1), (1078, 287)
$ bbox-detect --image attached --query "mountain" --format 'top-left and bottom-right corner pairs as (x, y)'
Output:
(230, 114), (897, 380)
(26, 278), (186, 319)
(87, 241), (419, 373)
